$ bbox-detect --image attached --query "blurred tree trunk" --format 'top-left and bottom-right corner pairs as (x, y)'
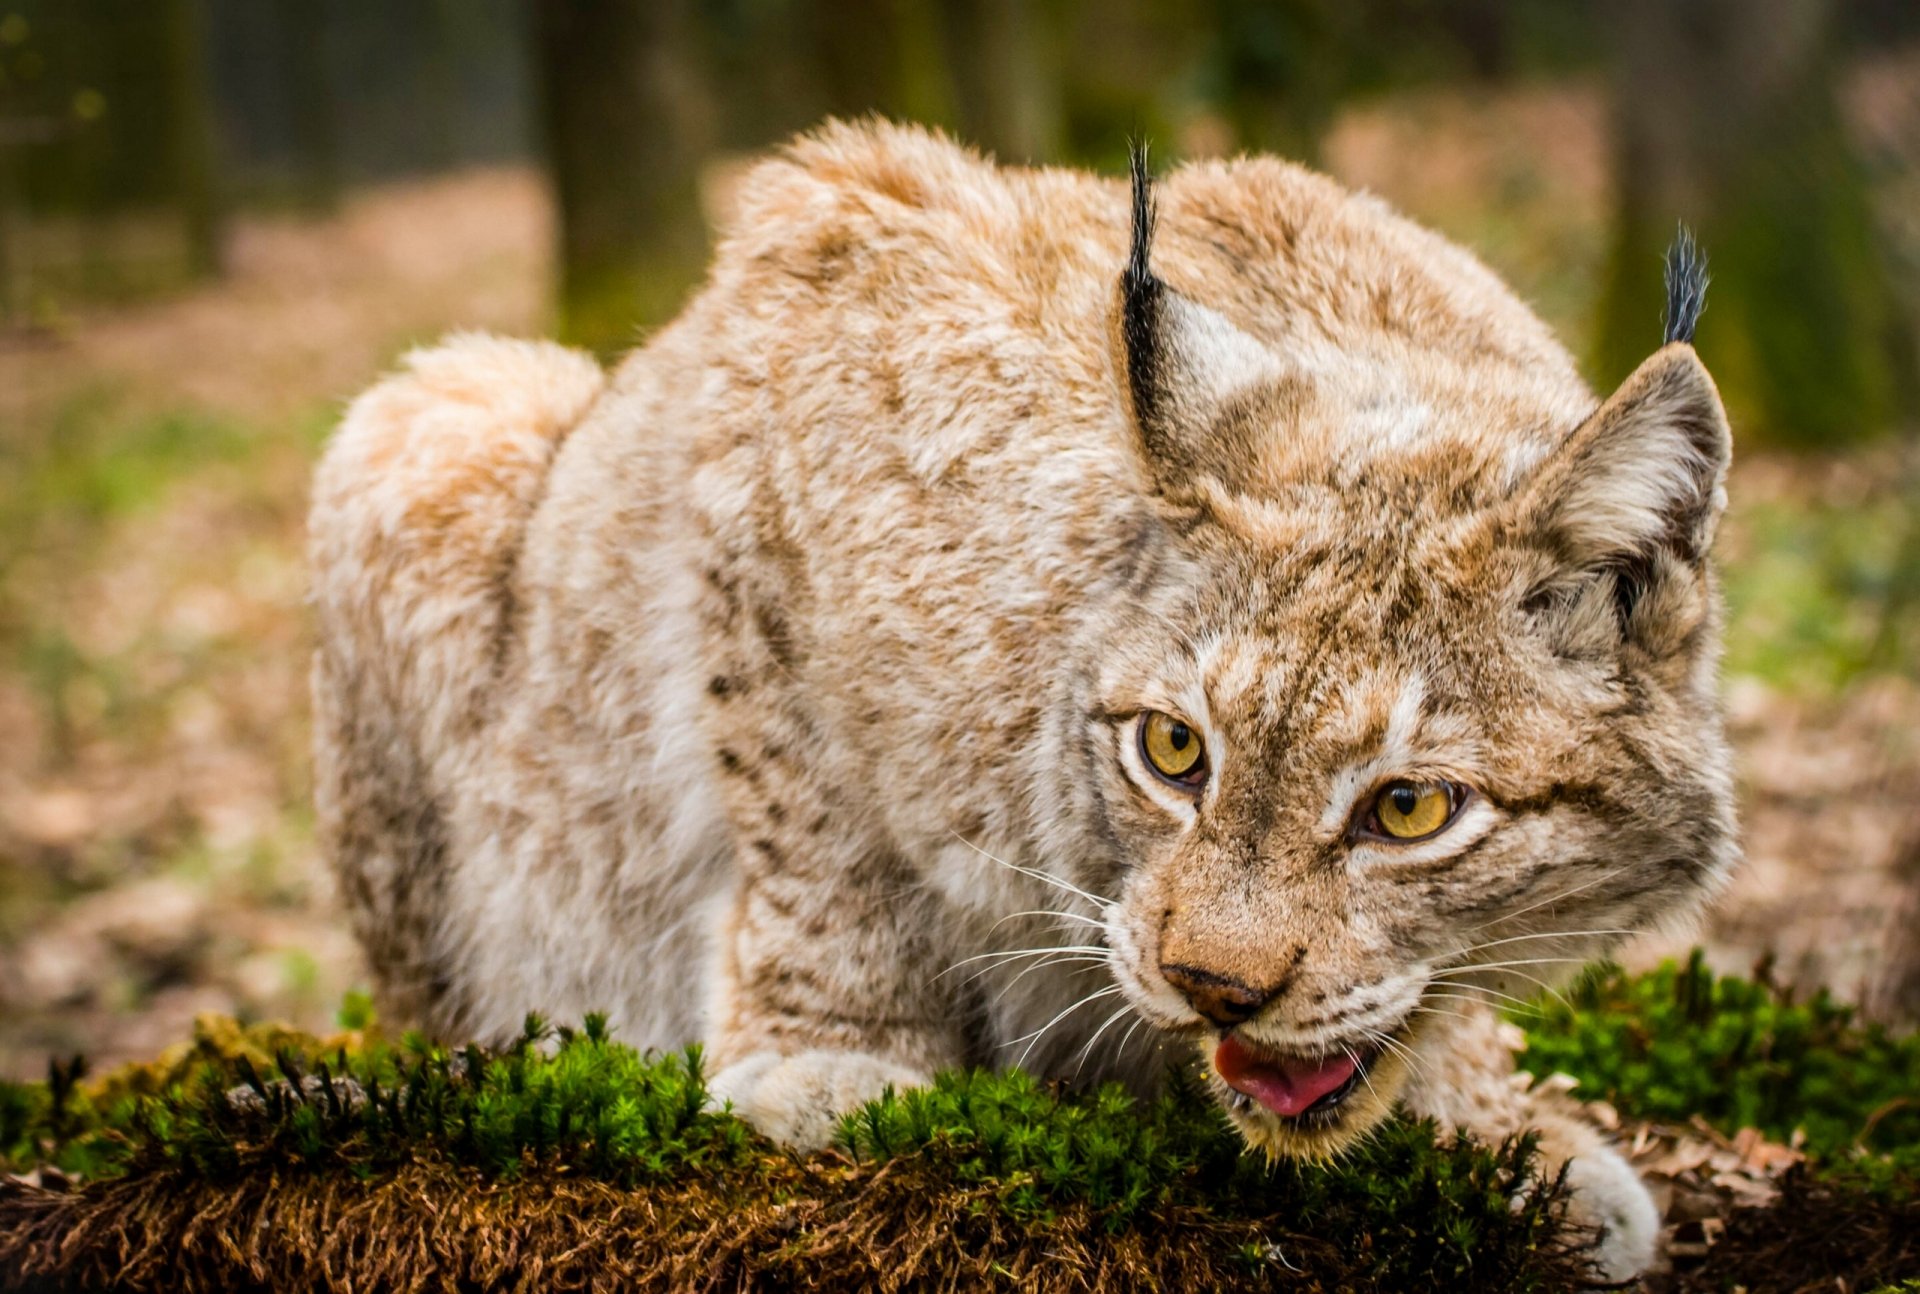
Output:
(1593, 0), (1915, 445)
(1207, 0), (1357, 165)
(7, 0), (225, 294)
(1436, 0), (1511, 80)
(278, 0), (342, 213)
(939, 0), (1061, 163)
(752, 0), (1059, 164)
(532, 0), (714, 357)
(0, 63), (24, 324)
(422, 0), (470, 171)
(808, 0), (958, 129)
(159, 0), (222, 277)
(0, 142), (21, 324)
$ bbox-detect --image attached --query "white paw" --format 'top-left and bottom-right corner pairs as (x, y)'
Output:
(1559, 1143), (1661, 1284)
(708, 1048), (930, 1151)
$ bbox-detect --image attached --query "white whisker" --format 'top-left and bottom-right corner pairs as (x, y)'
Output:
(1408, 1003), (1478, 1029)
(1431, 956), (1593, 977)
(1449, 927), (1645, 960)
(951, 833), (1108, 909)
(1362, 1026), (1432, 1086)
(988, 908), (1107, 933)
(938, 944), (1109, 977)
(1432, 960), (1580, 1000)
(1468, 865), (1632, 932)
(1343, 1041), (1387, 1109)
(1072, 1003), (1137, 1079)
(1458, 964), (1576, 1011)
(988, 954), (1114, 1002)
(1423, 986), (1544, 1016)
(1008, 985), (1124, 1070)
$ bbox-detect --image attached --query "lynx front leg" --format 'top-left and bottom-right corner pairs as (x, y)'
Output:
(1402, 1004), (1660, 1284)
(696, 678), (964, 1149)
(705, 843), (964, 1149)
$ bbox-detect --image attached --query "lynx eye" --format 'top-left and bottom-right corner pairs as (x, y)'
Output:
(1368, 780), (1458, 841)
(1140, 711), (1206, 786)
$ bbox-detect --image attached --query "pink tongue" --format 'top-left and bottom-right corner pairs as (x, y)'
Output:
(1214, 1034), (1358, 1118)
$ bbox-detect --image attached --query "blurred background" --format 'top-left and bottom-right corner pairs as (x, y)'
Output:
(1, 0), (1918, 1079)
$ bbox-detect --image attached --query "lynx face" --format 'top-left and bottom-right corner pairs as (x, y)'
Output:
(1079, 160), (1734, 1158)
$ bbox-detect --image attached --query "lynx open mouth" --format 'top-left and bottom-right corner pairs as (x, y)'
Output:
(1213, 1032), (1379, 1122)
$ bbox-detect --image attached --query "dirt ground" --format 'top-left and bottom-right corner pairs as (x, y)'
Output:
(0, 169), (551, 1077)
(1, 85), (1917, 1082)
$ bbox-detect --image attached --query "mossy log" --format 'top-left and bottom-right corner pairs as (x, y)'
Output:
(2, 957), (1916, 1292)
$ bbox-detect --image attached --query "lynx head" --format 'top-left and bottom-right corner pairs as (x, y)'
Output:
(1084, 152), (1736, 1158)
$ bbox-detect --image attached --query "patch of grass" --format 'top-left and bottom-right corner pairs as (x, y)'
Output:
(1518, 951), (1920, 1166)
(0, 391), (254, 556)
(0, 1073), (55, 1172)
(335, 988), (377, 1032)
(1720, 482), (1920, 691)
(0, 392), (261, 753)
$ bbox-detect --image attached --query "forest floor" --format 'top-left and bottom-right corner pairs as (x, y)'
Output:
(2, 79), (1918, 1084)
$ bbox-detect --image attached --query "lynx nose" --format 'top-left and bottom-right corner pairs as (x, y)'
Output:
(1159, 963), (1272, 1027)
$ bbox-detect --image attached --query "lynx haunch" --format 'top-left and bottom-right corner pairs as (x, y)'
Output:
(311, 121), (1735, 1281)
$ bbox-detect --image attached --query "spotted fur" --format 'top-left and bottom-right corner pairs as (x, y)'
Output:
(311, 122), (1736, 1282)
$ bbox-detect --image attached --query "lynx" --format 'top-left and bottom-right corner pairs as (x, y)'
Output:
(311, 121), (1735, 1280)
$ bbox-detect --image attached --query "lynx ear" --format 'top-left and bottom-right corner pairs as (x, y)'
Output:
(1516, 344), (1732, 652)
(1117, 146), (1285, 490)
(1529, 345), (1731, 565)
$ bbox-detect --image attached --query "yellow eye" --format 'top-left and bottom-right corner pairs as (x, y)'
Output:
(1372, 781), (1455, 840)
(1140, 711), (1206, 784)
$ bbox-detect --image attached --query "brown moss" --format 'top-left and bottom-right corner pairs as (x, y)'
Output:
(7, 1159), (1916, 1294)
(0, 1149), (1577, 1294)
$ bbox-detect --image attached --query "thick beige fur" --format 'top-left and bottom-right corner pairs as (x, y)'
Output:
(310, 121), (1737, 1282)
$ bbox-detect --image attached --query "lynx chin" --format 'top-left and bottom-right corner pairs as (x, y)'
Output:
(312, 121), (1736, 1282)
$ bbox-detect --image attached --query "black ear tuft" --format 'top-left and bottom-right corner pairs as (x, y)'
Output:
(1662, 224), (1709, 346)
(1122, 141), (1164, 425)
(1113, 145), (1287, 496)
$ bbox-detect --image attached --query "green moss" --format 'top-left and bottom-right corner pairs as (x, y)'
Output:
(335, 988), (377, 1032)
(838, 1066), (1554, 1257)
(9, 956), (1917, 1191)
(1517, 951), (1920, 1165)
(69, 1014), (752, 1188)
(0, 1068), (55, 1170)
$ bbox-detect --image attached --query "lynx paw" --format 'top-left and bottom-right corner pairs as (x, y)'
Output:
(1558, 1142), (1661, 1284)
(708, 1048), (930, 1151)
